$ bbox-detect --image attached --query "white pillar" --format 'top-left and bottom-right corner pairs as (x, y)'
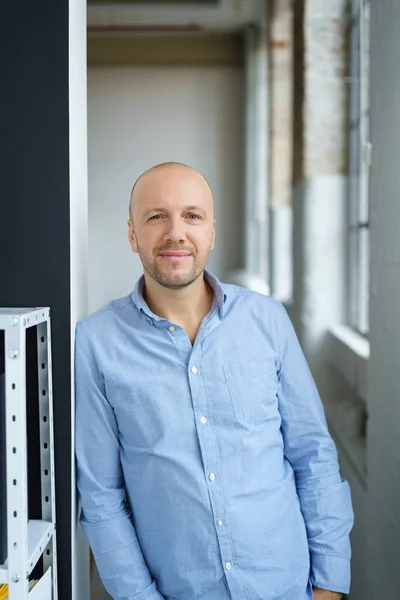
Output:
(69, 0), (90, 598)
(228, 7), (270, 295)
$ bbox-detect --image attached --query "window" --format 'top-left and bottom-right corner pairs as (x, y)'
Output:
(347, 0), (370, 335)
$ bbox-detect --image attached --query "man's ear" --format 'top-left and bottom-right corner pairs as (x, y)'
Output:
(211, 220), (216, 251)
(128, 220), (139, 253)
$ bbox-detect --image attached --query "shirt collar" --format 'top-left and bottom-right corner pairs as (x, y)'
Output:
(131, 269), (227, 321)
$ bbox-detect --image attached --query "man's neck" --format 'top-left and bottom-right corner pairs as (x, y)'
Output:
(143, 271), (214, 329)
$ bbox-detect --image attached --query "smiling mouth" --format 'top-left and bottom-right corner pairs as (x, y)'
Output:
(158, 252), (192, 262)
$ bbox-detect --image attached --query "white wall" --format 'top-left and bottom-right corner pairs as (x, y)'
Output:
(87, 66), (244, 314)
(367, 2), (400, 597)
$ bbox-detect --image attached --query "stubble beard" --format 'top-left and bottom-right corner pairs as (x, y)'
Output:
(138, 246), (211, 290)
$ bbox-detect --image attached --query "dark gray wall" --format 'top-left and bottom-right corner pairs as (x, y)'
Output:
(0, 2), (72, 598)
(368, 1), (400, 598)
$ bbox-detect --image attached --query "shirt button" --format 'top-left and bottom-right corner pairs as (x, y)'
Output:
(217, 520), (223, 526)
(209, 473), (216, 481)
(225, 562), (232, 571)
(191, 365), (198, 374)
(200, 416), (207, 424)
(168, 326), (175, 332)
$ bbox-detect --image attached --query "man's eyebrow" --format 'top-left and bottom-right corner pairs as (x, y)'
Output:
(142, 208), (166, 217)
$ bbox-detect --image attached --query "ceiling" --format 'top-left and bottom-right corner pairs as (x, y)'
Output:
(87, 0), (266, 33)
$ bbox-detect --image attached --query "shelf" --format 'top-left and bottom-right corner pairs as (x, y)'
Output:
(0, 308), (56, 599)
(0, 308), (48, 329)
(27, 520), (53, 573)
(29, 566), (52, 600)
(0, 520), (53, 584)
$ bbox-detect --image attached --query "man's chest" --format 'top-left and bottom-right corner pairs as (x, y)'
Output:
(101, 330), (281, 450)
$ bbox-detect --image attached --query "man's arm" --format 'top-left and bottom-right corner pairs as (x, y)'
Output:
(275, 305), (354, 596)
(75, 321), (164, 600)
(313, 587), (342, 599)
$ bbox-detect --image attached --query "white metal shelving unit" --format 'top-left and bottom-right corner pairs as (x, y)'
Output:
(0, 308), (57, 600)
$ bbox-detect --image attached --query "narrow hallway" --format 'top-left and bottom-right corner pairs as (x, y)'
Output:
(1, 1), (400, 599)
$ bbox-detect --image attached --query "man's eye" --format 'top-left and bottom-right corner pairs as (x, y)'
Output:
(187, 214), (201, 220)
(149, 215), (163, 221)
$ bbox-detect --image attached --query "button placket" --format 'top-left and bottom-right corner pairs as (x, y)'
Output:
(187, 348), (237, 596)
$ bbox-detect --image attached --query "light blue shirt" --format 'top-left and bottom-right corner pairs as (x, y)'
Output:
(75, 271), (353, 600)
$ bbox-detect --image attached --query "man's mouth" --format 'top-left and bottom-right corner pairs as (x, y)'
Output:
(158, 251), (192, 262)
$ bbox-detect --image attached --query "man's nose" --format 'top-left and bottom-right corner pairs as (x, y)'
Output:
(163, 218), (187, 243)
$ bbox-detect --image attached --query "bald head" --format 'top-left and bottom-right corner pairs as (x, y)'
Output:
(127, 161), (216, 290)
(129, 162), (213, 222)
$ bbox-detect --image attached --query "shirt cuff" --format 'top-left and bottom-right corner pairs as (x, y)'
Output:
(310, 554), (351, 595)
(125, 580), (164, 600)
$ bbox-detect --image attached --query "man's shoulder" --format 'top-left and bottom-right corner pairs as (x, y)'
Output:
(223, 282), (286, 319)
(76, 293), (133, 335)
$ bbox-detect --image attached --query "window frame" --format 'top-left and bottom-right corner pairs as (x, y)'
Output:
(347, 0), (371, 336)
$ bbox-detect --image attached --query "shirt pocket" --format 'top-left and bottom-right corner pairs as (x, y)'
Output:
(223, 358), (278, 425)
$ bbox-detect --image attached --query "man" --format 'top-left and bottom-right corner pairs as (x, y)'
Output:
(75, 162), (353, 600)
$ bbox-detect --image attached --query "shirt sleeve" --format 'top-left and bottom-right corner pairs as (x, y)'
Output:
(75, 321), (164, 600)
(275, 305), (354, 595)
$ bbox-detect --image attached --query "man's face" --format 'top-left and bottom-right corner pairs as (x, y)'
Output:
(128, 166), (215, 290)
